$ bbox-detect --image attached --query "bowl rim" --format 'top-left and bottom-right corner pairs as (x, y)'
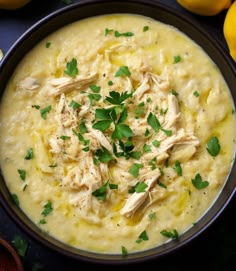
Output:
(0, 0), (236, 264)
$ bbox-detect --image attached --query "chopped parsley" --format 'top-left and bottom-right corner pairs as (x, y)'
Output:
(115, 66), (131, 77)
(128, 163), (143, 178)
(173, 160), (182, 176)
(136, 230), (149, 243)
(193, 90), (200, 97)
(147, 112), (161, 132)
(24, 148), (33, 160)
(173, 55), (182, 63)
(89, 84), (101, 93)
(94, 147), (113, 163)
(92, 181), (117, 201)
(11, 193), (20, 206)
(41, 201), (53, 216)
(45, 42), (51, 48)
(40, 105), (51, 119)
(18, 169), (26, 181)
(143, 25), (149, 32)
(114, 31), (134, 37)
(121, 246), (128, 256)
(160, 229), (179, 239)
(192, 173), (209, 190)
(69, 100), (81, 109)
(64, 58), (78, 77)
(206, 136), (220, 157)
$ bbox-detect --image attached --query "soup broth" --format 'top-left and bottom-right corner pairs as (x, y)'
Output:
(0, 14), (235, 254)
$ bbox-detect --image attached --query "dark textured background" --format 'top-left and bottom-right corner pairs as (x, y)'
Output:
(0, 1), (235, 270)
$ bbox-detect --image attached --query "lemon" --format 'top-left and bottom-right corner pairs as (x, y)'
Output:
(177, 0), (231, 16)
(0, 0), (31, 10)
(224, 1), (236, 61)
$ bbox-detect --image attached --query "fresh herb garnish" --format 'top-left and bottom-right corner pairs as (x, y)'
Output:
(39, 219), (47, 224)
(173, 55), (182, 64)
(11, 194), (20, 206)
(136, 230), (149, 243)
(24, 148), (33, 160)
(128, 163), (143, 178)
(64, 58), (78, 77)
(192, 173), (209, 190)
(173, 160), (182, 176)
(160, 229), (179, 239)
(92, 181), (117, 201)
(40, 105), (51, 119)
(121, 246), (128, 256)
(115, 66), (131, 77)
(143, 25), (149, 32)
(69, 100), (81, 109)
(105, 91), (132, 105)
(79, 120), (87, 134)
(147, 112), (161, 132)
(45, 42), (51, 48)
(206, 136), (220, 157)
(157, 181), (167, 189)
(89, 84), (101, 93)
(114, 31), (134, 37)
(94, 147), (113, 163)
(193, 91), (199, 97)
(18, 169), (26, 181)
(41, 201), (53, 216)
(60, 135), (70, 140)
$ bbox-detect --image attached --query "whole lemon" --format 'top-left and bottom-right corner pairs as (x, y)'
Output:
(177, 0), (231, 16)
(0, 0), (31, 10)
(224, 1), (236, 61)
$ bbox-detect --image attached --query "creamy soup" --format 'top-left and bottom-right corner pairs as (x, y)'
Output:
(0, 14), (235, 255)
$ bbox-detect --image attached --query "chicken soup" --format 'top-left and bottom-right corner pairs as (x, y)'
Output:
(0, 14), (235, 254)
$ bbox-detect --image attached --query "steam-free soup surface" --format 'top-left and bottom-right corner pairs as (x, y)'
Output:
(0, 14), (235, 254)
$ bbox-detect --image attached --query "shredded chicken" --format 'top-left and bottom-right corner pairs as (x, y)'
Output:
(48, 73), (98, 96)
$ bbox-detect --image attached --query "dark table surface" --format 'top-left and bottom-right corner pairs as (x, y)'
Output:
(0, 0), (235, 270)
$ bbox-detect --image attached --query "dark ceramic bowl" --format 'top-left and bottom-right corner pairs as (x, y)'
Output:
(0, 0), (236, 264)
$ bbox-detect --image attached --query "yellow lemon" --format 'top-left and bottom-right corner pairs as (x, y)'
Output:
(0, 0), (31, 10)
(177, 0), (231, 16)
(224, 1), (236, 61)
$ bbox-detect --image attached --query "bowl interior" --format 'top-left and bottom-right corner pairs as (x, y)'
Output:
(0, 0), (235, 264)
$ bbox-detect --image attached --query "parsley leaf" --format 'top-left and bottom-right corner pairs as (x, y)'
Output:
(173, 55), (182, 64)
(114, 31), (134, 37)
(160, 229), (179, 239)
(105, 91), (132, 105)
(92, 181), (109, 201)
(136, 230), (149, 243)
(94, 147), (113, 163)
(115, 66), (131, 77)
(40, 105), (51, 120)
(128, 163), (143, 178)
(64, 58), (78, 77)
(192, 173), (209, 189)
(69, 100), (81, 109)
(112, 123), (133, 140)
(206, 136), (220, 157)
(147, 112), (161, 132)
(173, 160), (182, 176)
(41, 201), (53, 216)
(143, 26), (149, 32)
(24, 148), (33, 160)
(121, 246), (128, 256)
(18, 169), (26, 181)
(11, 194), (20, 206)
(89, 84), (101, 93)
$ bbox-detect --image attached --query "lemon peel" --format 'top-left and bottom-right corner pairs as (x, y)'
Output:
(177, 0), (231, 16)
(224, 1), (236, 61)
